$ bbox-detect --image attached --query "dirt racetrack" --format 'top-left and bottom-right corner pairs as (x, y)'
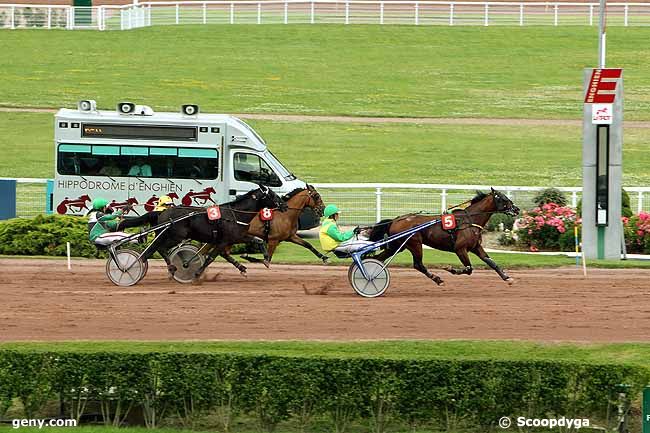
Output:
(1, 258), (650, 342)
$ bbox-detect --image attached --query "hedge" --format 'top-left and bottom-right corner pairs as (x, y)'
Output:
(0, 350), (648, 432)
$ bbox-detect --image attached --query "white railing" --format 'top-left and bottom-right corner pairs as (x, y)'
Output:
(7, 178), (650, 223)
(311, 183), (650, 224)
(2, 1), (650, 30)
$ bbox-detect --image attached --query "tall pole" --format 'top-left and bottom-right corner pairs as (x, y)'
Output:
(598, 0), (606, 68)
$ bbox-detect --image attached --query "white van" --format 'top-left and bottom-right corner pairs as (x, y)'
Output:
(52, 100), (319, 228)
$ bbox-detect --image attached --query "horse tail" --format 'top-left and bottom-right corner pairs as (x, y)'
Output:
(368, 219), (394, 242)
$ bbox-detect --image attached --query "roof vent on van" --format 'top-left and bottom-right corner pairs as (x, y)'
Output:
(78, 99), (97, 112)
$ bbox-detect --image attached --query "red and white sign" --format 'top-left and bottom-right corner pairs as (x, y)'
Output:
(442, 214), (457, 230)
(584, 68), (622, 104)
(592, 103), (613, 125)
(259, 208), (274, 221)
(207, 205), (221, 220)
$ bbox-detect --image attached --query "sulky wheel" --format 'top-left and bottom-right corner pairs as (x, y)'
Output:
(168, 244), (205, 284)
(106, 249), (147, 287)
(348, 258), (390, 298)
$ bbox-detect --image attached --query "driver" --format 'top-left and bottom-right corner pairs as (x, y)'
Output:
(87, 198), (134, 246)
(319, 204), (373, 255)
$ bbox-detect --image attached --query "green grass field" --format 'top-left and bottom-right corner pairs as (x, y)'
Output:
(4, 112), (650, 186)
(3, 340), (650, 366)
(2, 26), (650, 119)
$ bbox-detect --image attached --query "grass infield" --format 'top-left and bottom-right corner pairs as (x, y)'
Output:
(4, 112), (650, 186)
(1, 26), (650, 120)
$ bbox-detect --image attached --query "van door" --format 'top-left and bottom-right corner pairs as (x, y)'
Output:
(227, 150), (283, 199)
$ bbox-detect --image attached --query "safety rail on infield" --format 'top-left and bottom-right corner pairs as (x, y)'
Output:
(2, 1), (650, 30)
(4, 178), (650, 224)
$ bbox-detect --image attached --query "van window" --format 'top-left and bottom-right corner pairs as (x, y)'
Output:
(56, 144), (218, 179)
(233, 153), (282, 187)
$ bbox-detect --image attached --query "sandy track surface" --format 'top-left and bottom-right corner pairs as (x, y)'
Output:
(2, 259), (650, 342)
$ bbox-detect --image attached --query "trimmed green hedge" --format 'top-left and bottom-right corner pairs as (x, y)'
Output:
(0, 350), (647, 432)
(0, 215), (100, 258)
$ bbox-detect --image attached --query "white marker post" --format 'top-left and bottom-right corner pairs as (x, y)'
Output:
(66, 242), (71, 270)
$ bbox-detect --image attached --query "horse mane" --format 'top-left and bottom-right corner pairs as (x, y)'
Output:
(282, 187), (305, 201)
(471, 191), (488, 204)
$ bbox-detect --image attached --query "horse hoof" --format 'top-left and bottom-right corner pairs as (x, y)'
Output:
(505, 277), (515, 286)
(263, 260), (270, 269)
(322, 257), (330, 264)
(433, 278), (444, 286)
(167, 264), (177, 274)
(240, 270), (248, 278)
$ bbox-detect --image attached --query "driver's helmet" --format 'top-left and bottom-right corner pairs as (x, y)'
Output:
(323, 204), (340, 218)
(154, 195), (174, 212)
(92, 197), (108, 211)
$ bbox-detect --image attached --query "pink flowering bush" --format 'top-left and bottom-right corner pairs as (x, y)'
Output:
(514, 203), (578, 251)
(624, 212), (650, 253)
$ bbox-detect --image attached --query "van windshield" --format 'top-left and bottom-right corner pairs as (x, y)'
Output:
(266, 151), (295, 180)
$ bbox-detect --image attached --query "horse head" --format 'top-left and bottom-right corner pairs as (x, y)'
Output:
(253, 185), (286, 211)
(490, 188), (520, 216)
(306, 184), (325, 217)
(168, 192), (179, 199)
(205, 187), (216, 194)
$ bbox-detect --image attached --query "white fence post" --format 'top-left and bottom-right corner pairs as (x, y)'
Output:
(345, 0), (349, 24)
(484, 3), (488, 26)
(415, 2), (419, 25)
(310, 1), (314, 23)
(10, 6), (15, 29)
(554, 4), (558, 26)
(257, 2), (261, 24)
(230, 2), (234, 24)
(449, 2), (454, 25)
(571, 191), (578, 209)
(175, 3), (179, 24)
(147, 4), (152, 26)
(624, 4), (629, 26)
(375, 187), (382, 222)
(441, 189), (447, 211)
(589, 4), (593, 25)
(203, 3), (207, 24)
(380, 2), (384, 24)
(284, 1), (288, 24)
(46, 7), (52, 29)
(69, 7), (74, 29)
(519, 3), (523, 25)
(98, 6), (103, 30)
(638, 191), (643, 214)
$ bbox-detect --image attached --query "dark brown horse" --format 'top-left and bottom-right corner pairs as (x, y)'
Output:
(369, 188), (519, 285)
(242, 185), (328, 264)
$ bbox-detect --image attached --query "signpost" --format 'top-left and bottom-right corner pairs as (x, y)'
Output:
(581, 0), (624, 260)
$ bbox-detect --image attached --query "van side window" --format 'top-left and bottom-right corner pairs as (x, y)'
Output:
(56, 144), (219, 180)
(233, 153), (282, 187)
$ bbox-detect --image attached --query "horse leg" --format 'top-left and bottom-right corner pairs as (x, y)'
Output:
(472, 245), (513, 284)
(193, 246), (220, 281)
(249, 237), (270, 268)
(406, 242), (444, 286)
(287, 234), (329, 263)
(221, 252), (248, 277)
(443, 247), (473, 276)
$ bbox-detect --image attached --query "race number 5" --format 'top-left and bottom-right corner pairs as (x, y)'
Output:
(442, 214), (457, 230)
(260, 208), (274, 221)
(207, 205), (221, 220)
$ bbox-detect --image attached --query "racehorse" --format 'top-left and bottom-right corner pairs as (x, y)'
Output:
(240, 185), (328, 264)
(154, 185), (286, 280)
(369, 188), (520, 285)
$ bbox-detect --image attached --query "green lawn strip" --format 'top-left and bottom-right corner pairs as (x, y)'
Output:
(2, 237), (649, 267)
(2, 26), (650, 119)
(4, 112), (650, 187)
(1, 340), (650, 367)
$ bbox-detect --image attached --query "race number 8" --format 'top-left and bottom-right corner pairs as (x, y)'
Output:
(442, 214), (457, 230)
(260, 208), (274, 221)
